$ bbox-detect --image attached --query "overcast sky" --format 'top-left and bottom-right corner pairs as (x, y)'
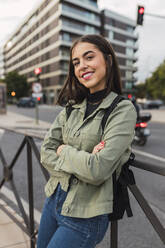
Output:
(0, 0), (165, 82)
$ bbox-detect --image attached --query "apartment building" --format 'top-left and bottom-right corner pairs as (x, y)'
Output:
(0, 48), (4, 79)
(3, 0), (138, 104)
(101, 9), (138, 93)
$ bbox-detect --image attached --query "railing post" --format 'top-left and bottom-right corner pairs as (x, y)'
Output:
(110, 221), (118, 248)
(26, 136), (36, 247)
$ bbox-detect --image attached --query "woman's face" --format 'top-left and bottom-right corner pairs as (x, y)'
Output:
(72, 42), (107, 93)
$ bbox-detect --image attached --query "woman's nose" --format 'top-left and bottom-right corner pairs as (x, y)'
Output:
(79, 60), (88, 70)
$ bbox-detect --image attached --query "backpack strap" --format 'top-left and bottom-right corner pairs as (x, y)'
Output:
(101, 95), (125, 131)
(109, 152), (135, 221)
(118, 153), (136, 218)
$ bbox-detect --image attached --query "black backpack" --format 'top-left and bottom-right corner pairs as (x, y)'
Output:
(66, 95), (136, 221)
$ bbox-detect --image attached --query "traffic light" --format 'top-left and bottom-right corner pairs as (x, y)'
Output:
(137, 5), (145, 25)
(34, 67), (42, 82)
(127, 94), (132, 99)
(11, 91), (16, 97)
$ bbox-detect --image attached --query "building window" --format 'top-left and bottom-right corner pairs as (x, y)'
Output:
(126, 71), (133, 79)
(63, 19), (87, 32)
(85, 25), (94, 33)
(60, 75), (67, 85)
(108, 30), (114, 40)
(126, 39), (134, 46)
(118, 58), (126, 66)
(126, 26), (134, 33)
(62, 33), (71, 42)
(85, 12), (95, 21)
(125, 82), (133, 89)
(62, 4), (99, 21)
(60, 48), (70, 57)
(85, 25), (98, 34)
(61, 61), (68, 71)
(126, 48), (133, 57)
(126, 60), (133, 66)
(80, 0), (97, 7)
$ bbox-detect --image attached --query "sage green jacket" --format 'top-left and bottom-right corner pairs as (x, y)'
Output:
(41, 91), (137, 218)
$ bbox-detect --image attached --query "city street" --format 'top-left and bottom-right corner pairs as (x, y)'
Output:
(0, 105), (165, 248)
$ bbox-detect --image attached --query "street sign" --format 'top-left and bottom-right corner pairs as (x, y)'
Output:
(32, 92), (43, 98)
(32, 83), (42, 93)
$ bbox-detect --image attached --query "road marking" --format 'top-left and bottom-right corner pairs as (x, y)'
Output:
(133, 148), (165, 163)
(1, 186), (41, 225)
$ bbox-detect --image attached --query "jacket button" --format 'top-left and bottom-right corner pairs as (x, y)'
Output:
(64, 206), (69, 213)
(72, 178), (78, 185)
(76, 130), (80, 136)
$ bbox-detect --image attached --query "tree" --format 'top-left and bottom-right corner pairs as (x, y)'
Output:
(4, 71), (30, 100)
(145, 60), (165, 101)
(136, 60), (165, 101)
(135, 82), (147, 98)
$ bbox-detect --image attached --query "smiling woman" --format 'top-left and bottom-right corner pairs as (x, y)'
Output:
(37, 34), (137, 248)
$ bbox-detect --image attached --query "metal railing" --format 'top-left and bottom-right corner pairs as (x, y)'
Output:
(0, 127), (165, 248)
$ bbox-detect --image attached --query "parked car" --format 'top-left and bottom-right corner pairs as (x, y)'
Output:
(142, 99), (163, 109)
(17, 97), (36, 107)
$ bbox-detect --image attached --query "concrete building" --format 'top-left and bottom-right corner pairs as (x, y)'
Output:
(101, 9), (138, 93)
(3, 0), (138, 104)
(0, 48), (4, 80)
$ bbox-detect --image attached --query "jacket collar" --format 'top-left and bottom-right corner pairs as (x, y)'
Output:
(72, 91), (118, 113)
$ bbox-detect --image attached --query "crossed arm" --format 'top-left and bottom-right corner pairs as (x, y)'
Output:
(56, 141), (105, 156)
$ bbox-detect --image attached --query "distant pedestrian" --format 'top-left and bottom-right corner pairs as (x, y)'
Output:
(37, 34), (136, 248)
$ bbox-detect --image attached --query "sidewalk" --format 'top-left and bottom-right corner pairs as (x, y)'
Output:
(0, 199), (30, 248)
(0, 111), (49, 248)
(0, 110), (51, 130)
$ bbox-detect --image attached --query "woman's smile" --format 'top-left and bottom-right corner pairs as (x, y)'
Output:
(82, 71), (94, 80)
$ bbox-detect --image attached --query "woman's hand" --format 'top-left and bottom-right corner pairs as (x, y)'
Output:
(92, 141), (105, 154)
(57, 144), (66, 156)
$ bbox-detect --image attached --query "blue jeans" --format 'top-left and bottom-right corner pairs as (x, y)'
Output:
(37, 184), (109, 248)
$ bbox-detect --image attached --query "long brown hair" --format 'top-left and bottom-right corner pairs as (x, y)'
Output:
(57, 34), (122, 105)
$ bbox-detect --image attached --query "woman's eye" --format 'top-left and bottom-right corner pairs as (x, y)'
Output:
(87, 56), (93, 60)
(73, 62), (79, 67)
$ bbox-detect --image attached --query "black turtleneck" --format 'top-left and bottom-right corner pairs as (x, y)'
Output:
(84, 88), (107, 119)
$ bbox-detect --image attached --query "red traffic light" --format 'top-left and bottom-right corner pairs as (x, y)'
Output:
(37, 97), (41, 101)
(137, 5), (145, 25)
(139, 7), (144, 14)
(128, 94), (132, 99)
(34, 68), (42, 75)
